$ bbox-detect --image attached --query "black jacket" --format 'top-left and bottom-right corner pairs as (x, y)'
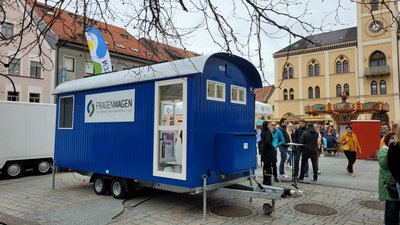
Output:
(278, 125), (290, 143)
(388, 141), (400, 183)
(300, 127), (319, 158)
(294, 126), (307, 143)
(261, 129), (276, 163)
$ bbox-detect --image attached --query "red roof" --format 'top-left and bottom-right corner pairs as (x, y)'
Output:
(28, 1), (161, 62)
(255, 86), (275, 103)
(139, 38), (200, 62)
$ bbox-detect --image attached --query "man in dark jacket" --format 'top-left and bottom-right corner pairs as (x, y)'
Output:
(299, 124), (319, 182)
(388, 140), (400, 195)
(277, 118), (290, 178)
(293, 119), (307, 178)
(260, 121), (276, 185)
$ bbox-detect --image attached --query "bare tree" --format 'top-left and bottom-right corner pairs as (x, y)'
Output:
(0, 0), (396, 87)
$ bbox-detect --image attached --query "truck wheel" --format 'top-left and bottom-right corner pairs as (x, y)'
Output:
(94, 176), (108, 195)
(34, 160), (52, 175)
(5, 162), (24, 178)
(110, 178), (127, 199)
(263, 203), (273, 215)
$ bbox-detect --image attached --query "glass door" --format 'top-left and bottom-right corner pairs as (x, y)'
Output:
(153, 79), (187, 180)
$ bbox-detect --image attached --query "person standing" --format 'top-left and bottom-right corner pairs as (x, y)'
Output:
(299, 124), (319, 182)
(339, 125), (362, 176)
(388, 136), (400, 198)
(271, 121), (285, 182)
(378, 132), (400, 225)
(277, 118), (290, 178)
(293, 119), (307, 179)
(286, 122), (295, 169)
(260, 121), (276, 185)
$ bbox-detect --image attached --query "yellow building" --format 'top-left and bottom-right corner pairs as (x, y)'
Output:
(273, 1), (399, 125)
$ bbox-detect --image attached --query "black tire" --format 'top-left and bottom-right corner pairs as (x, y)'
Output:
(34, 160), (52, 175)
(93, 176), (108, 195)
(4, 162), (24, 178)
(110, 178), (128, 199)
(263, 203), (273, 215)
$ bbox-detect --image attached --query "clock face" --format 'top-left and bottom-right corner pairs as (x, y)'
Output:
(369, 20), (383, 33)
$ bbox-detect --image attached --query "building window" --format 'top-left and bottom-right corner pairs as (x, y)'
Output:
(308, 60), (319, 77)
(336, 84), (342, 97)
(29, 93), (40, 103)
(315, 86), (320, 99)
(64, 56), (75, 72)
(380, 80), (386, 95)
(30, 61), (41, 78)
(207, 80), (225, 102)
(231, 85), (246, 104)
(283, 68), (288, 79)
(308, 87), (313, 99)
(336, 55), (349, 74)
(371, 81), (378, 95)
(283, 89), (288, 100)
(1, 22), (14, 38)
(289, 67), (293, 78)
(308, 65), (314, 77)
(8, 57), (20, 75)
(289, 88), (294, 100)
(336, 61), (342, 74)
(370, 51), (386, 67)
(315, 64), (319, 76)
(85, 61), (95, 75)
(7, 91), (19, 101)
(59, 96), (74, 129)
(371, 0), (379, 11)
(343, 60), (349, 73)
(344, 83), (350, 96)
(283, 64), (293, 80)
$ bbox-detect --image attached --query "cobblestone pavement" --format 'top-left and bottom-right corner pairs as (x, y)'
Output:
(0, 157), (384, 225)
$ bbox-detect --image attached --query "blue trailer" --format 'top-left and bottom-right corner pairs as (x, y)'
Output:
(53, 53), (301, 215)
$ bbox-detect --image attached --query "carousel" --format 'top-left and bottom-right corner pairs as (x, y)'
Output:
(304, 91), (389, 126)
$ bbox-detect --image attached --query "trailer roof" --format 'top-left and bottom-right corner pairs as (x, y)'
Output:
(54, 52), (262, 94)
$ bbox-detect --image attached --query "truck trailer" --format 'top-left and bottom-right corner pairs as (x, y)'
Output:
(0, 101), (55, 178)
(53, 53), (301, 215)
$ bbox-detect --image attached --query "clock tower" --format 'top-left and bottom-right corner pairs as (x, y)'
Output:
(356, 0), (399, 120)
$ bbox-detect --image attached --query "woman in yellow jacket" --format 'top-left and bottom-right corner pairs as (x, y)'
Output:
(339, 125), (362, 176)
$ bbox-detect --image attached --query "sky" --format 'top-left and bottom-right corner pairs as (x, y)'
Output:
(170, 0), (357, 86)
(54, 0), (357, 86)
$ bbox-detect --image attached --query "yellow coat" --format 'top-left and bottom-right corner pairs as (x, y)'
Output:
(339, 133), (362, 153)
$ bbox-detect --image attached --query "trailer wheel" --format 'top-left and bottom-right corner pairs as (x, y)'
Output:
(110, 178), (127, 199)
(263, 203), (273, 215)
(34, 160), (52, 175)
(4, 162), (24, 178)
(93, 176), (108, 195)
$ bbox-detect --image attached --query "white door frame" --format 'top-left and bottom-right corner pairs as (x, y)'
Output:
(153, 78), (187, 180)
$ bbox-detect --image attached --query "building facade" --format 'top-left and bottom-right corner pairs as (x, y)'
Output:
(0, 0), (55, 103)
(0, 0), (197, 104)
(273, 1), (399, 124)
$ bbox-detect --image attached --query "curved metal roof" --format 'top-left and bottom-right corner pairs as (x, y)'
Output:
(54, 52), (262, 94)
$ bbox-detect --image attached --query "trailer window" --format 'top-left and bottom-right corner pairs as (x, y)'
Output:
(207, 80), (225, 102)
(231, 85), (246, 104)
(59, 96), (74, 129)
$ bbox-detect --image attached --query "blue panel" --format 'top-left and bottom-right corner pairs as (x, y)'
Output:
(55, 82), (155, 181)
(215, 133), (256, 174)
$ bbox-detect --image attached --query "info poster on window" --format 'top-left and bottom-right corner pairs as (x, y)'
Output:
(161, 131), (175, 162)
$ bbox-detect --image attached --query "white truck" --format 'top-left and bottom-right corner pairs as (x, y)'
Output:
(0, 101), (55, 178)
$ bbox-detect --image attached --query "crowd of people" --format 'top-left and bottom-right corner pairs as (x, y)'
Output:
(256, 118), (341, 185)
(257, 119), (400, 224)
(377, 122), (400, 225)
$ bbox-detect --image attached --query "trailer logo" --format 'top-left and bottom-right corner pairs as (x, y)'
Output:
(84, 89), (135, 123)
(87, 100), (95, 117)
